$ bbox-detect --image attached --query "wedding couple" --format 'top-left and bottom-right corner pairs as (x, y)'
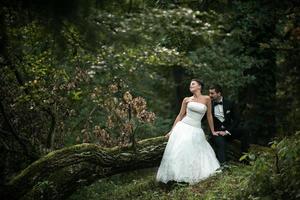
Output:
(156, 79), (249, 185)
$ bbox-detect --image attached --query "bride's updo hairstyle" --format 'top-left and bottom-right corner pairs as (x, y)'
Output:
(191, 79), (204, 92)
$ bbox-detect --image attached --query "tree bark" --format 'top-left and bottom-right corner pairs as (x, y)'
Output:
(3, 136), (245, 200)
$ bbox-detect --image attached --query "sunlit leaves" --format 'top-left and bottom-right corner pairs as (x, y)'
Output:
(94, 7), (223, 48)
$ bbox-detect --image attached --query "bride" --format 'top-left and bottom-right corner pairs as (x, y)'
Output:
(156, 79), (220, 185)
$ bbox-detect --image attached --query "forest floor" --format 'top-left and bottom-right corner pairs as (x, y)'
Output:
(69, 162), (250, 200)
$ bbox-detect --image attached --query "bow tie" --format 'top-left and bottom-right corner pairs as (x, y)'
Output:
(214, 101), (223, 106)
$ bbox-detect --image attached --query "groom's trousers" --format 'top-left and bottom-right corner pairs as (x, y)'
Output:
(212, 127), (249, 164)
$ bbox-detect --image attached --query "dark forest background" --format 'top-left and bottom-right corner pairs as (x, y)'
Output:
(0, 0), (299, 199)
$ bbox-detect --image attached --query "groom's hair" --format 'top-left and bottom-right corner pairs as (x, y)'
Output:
(209, 84), (222, 94)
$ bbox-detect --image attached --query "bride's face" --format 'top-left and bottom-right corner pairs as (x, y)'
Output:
(189, 81), (201, 93)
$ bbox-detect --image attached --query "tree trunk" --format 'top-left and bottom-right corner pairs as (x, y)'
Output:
(172, 66), (185, 111)
(3, 136), (246, 200)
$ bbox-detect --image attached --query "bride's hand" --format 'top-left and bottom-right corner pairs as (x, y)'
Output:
(212, 131), (219, 136)
(165, 131), (171, 138)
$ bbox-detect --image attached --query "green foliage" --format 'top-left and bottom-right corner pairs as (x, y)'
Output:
(187, 41), (256, 98)
(227, 0), (300, 141)
(236, 131), (300, 199)
(3, 3), (254, 152)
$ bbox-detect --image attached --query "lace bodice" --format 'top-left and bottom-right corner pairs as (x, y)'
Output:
(181, 101), (207, 128)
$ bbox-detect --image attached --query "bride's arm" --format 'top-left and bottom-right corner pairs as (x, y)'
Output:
(206, 97), (218, 136)
(172, 97), (188, 127)
(165, 97), (188, 137)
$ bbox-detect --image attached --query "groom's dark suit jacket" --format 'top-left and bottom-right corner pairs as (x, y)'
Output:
(212, 98), (240, 133)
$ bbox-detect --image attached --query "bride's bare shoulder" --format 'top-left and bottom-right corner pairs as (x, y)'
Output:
(183, 96), (193, 103)
(203, 95), (211, 102)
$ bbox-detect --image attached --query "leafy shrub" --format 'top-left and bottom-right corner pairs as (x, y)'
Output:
(237, 131), (300, 200)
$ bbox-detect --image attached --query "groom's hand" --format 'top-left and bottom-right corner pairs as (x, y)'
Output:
(218, 131), (226, 136)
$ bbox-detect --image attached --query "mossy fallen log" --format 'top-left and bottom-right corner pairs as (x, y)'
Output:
(4, 136), (249, 200)
(5, 136), (167, 200)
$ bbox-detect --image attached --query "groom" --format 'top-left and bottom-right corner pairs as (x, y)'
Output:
(209, 84), (249, 164)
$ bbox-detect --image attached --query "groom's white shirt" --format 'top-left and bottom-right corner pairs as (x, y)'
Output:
(214, 97), (225, 122)
(214, 97), (231, 135)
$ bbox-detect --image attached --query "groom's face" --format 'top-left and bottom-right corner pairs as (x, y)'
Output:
(209, 89), (221, 101)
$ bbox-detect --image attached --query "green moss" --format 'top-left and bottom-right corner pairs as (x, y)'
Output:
(9, 143), (99, 185)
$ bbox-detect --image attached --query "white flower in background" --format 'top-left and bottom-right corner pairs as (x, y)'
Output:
(154, 45), (180, 56)
(87, 70), (96, 78)
(204, 22), (211, 27)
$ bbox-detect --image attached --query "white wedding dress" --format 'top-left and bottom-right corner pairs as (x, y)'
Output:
(156, 101), (220, 185)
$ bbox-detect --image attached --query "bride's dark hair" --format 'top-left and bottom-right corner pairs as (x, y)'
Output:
(191, 79), (204, 91)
